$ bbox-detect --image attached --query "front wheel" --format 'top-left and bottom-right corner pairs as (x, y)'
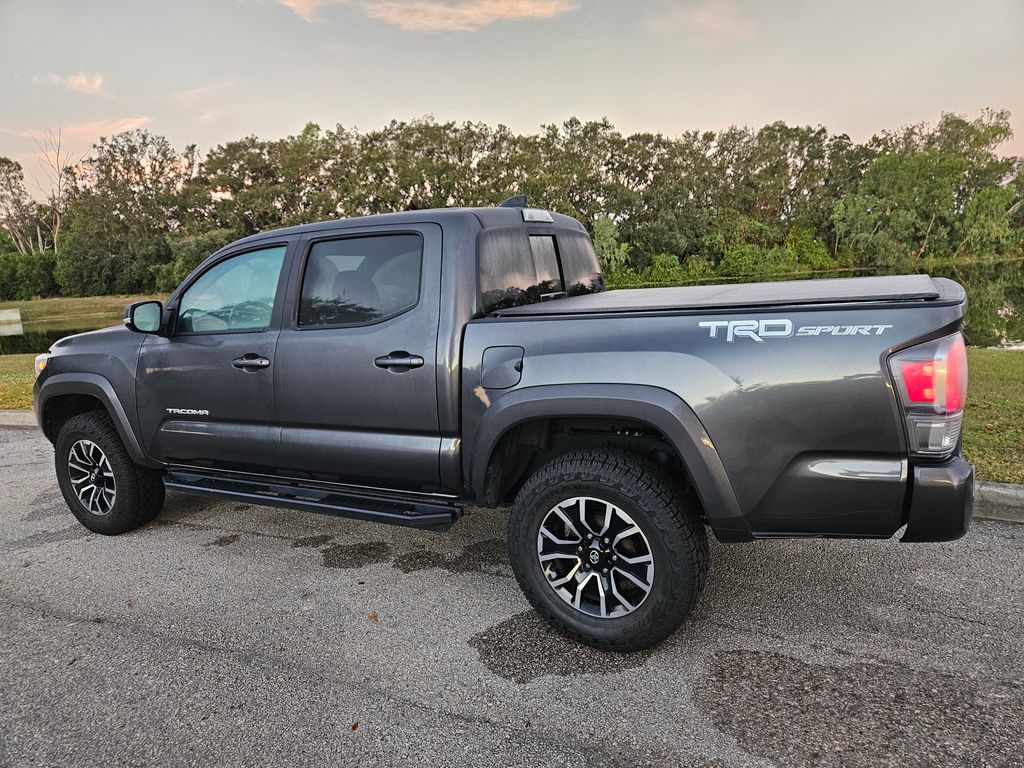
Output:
(55, 411), (165, 535)
(507, 450), (708, 651)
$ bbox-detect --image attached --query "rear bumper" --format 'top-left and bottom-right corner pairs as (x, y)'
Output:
(901, 457), (974, 542)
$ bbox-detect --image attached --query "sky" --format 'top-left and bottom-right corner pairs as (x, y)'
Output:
(1, 0), (1022, 192)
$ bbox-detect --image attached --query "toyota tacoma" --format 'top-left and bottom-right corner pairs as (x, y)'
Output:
(33, 198), (973, 650)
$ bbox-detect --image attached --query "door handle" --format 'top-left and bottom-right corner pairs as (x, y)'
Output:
(374, 352), (425, 371)
(232, 355), (271, 371)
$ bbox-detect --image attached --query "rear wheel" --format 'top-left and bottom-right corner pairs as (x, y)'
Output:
(55, 411), (165, 535)
(507, 450), (708, 651)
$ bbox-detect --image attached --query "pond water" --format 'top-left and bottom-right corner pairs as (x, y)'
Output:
(1, 259), (1021, 354)
(0, 326), (104, 355)
(926, 258), (1023, 347)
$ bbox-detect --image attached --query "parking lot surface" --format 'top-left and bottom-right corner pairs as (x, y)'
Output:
(1, 426), (1022, 767)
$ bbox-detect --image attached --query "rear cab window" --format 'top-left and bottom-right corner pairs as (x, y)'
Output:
(478, 227), (603, 314)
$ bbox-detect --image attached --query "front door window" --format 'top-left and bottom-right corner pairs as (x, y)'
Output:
(178, 246), (287, 333)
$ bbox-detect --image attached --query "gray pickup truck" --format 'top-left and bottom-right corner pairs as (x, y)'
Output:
(33, 199), (973, 650)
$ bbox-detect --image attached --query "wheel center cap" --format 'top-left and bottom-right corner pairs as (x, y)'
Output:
(588, 548), (601, 565)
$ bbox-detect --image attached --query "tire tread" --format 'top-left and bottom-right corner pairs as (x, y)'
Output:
(508, 449), (708, 651)
(55, 410), (165, 535)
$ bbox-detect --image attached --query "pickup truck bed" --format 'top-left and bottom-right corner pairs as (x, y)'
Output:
(494, 274), (958, 316)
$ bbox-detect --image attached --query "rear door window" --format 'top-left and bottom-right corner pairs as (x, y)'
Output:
(298, 233), (423, 326)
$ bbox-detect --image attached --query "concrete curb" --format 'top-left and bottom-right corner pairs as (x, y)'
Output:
(0, 407), (1021, 524)
(974, 481), (1024, 525)
(0, 410), (36, 428)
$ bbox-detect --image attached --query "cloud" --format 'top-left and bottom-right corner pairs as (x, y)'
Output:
(4, 116), (154, 144)
(40, 71), (108, 96)
(278, 0), (323, 21)
(277, 0), (576, 31)
(646, 1), (752, 45)
(362, 0), (576, 31)
(66, 116), (153, 141)
(171, 81), (238, 126)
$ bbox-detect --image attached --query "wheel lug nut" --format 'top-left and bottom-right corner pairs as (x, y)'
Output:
(603, 537), (609, 544)
(602, 568), (608, 574)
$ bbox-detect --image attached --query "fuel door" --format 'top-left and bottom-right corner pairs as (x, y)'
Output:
(480, 346), (524, 390)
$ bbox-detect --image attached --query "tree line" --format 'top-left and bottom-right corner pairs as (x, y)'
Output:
(1, 110), (1021, 303)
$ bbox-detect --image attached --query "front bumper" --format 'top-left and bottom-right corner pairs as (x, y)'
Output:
(901, 457), (974, 542)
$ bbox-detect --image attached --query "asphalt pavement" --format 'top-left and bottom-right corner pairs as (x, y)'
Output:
(1, 426), (1022, 768)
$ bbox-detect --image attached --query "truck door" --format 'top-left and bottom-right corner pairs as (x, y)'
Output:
(136, 242), (293, 471)
(273, 224), (442, 492)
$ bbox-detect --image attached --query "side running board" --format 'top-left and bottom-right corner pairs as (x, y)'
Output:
(165, 469), (462, 532)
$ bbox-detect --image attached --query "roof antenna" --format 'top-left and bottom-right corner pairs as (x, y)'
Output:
(499, 194), (528, 208)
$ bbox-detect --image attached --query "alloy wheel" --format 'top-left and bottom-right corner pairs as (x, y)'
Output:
(67, 439), (117, 516)
(536, 496), (655, 619)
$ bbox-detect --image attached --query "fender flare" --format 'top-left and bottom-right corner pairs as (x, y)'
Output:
(468, 383), (751, 542)
(36, 373), (160, 468)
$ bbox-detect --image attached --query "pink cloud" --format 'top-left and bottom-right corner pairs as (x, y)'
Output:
(362, 0), (576, 32)
(278, 0), (323, 21)
(61, 116), (153, 142)
(43, 71), (108, 96)
(277, 0), (576, 30)
(647, 1), (752, 45)
(7, 116), (153, 145)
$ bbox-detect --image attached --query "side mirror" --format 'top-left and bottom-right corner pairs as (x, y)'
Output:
(124, 300), (163, 334)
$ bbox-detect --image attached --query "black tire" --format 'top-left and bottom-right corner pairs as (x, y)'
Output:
(507, 449), (708, 651)
(55, 411), (165, 535)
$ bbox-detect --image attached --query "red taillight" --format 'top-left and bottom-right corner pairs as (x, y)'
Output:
(889, 332), (968, 457)
(900, 360), (937, 403)
(893, 333), (968, 414)
(945, 334), (967, 411)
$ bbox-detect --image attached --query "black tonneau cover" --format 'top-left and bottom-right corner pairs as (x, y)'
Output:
(493, 275), (959, 316)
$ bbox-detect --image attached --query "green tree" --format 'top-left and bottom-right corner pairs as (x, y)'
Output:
(0, 157), (38, 255)
(56, 130), (197, 295)
(7, 108), (1018, 303)
(591, 217), (630, 274)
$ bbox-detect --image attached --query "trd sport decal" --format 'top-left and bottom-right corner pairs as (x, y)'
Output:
(699, 319), (893, 343)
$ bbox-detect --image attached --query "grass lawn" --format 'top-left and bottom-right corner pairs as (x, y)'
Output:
(0, 354), (36, 410)
(0, 294), (161, 333)
(963, 348), (1024, 484)
(0, 341), (1020, 484)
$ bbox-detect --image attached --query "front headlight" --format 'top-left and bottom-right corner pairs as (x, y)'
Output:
(34, 354), (48, 377)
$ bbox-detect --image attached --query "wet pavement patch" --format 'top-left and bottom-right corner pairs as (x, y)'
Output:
(393, 538), (507, 575)
(695, 649), (1024, 767)
(206, 533), (242, 547)
(161, 493), (227, 519)
(321, 541), (393, 569)
(20, 490), (66, 522)
(469, 610), (652, 684)
(292, 534), (334, 549)
(5, 525), (90, 551)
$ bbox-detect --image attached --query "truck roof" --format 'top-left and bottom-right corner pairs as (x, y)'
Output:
(223, 206), (586, 251)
